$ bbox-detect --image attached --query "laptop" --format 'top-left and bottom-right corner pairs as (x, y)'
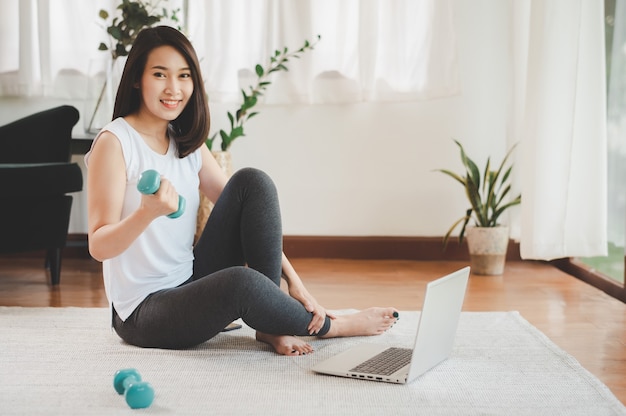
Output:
(311, 266), (470, 384)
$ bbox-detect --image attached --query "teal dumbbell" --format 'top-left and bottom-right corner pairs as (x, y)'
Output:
(137, 169), (186, 219)
(113, 368), (154, 409)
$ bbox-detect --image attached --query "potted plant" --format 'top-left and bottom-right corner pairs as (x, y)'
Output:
(87, 0), (180, 132)
(436, 139), (521, 275)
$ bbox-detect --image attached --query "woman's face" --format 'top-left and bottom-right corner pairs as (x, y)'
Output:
(137, 45), (194, 122)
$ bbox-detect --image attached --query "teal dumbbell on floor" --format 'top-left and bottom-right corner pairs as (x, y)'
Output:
(113, 368), (154, 409)
(137, 169), (186, 219)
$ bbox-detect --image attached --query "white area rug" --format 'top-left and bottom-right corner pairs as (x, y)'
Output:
(0, 307), (624, 415)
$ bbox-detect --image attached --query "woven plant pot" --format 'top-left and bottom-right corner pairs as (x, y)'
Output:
(194, 151), (233, 243)
(466, 226), (509, 275)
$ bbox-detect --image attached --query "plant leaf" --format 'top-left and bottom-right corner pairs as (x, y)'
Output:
(230, 126), (244, 140)
(435, 169), (466, 187)
(491, 194), (521, 225)
(108, 26), (123, 40)
(458, 208), (474, 244)
(241, 95), (257, 111)
(220, 130), (231, 151)
(482, 158), (491, 194)
(442, 214), (471, 250)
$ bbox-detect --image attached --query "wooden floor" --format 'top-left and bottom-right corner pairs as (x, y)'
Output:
(1, 256), (625, 406)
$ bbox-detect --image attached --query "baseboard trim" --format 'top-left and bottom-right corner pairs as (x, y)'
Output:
(47, 233), (521, 262)
(283, 235), (522, 261)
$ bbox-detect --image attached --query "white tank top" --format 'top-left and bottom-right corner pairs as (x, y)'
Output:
(85, 117), (202, 320)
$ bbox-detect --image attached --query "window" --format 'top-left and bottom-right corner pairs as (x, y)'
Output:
(0, 0), (459, 105)
(561, 0), (626, 302)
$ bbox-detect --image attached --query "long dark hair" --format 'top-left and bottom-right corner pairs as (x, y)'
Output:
(113, 26), (210, 158)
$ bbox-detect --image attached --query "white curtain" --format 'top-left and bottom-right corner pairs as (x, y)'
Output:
(515, 0), (608, 260)
(0, 0), (459, 104)
(188, 0), (459, 104)
(0, 0), (115, 97)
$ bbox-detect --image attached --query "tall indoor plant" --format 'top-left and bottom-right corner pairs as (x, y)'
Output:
(436, 139), (521, 275)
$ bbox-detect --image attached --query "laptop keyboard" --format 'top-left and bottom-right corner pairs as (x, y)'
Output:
(349, 347), (412, 376)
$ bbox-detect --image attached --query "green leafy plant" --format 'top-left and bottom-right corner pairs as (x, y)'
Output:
(207, 35), (321, 152)
(88, 0), (179, 132)
(98, 0), (180, 59)
(436, 139), (521, 247)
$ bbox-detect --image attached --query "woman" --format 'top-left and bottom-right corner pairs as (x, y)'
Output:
(86, 26), (398, 355)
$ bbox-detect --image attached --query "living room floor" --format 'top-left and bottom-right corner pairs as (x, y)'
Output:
(0, 256), (624, 405)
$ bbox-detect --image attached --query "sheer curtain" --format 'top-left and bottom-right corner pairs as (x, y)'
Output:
(0, 0), (113, 97)
(514, 0), (608, 260)
(0, 0), (459, 103)
(0, 0), (459, 104)
(188, 0), (459, 104)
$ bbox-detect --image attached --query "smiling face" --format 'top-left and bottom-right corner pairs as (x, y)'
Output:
(137, 45), (194, 123)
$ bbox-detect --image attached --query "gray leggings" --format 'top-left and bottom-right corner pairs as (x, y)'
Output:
(112, 168), (330, 349)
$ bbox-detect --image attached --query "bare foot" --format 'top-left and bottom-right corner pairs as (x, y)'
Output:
(256, 332), (314, 356)
(319, 307), (398, 338)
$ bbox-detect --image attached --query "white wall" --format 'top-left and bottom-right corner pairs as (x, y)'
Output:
(0, 0), (512, 237)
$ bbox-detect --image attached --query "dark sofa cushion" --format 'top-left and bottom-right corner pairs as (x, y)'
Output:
(0, 162), (83, 197)
(0, 105), (79, 163)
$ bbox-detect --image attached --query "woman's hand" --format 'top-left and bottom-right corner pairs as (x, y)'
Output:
(288, 283), (336, 335)
(140, 177), (181, 219)
(280, 252), (335, 335)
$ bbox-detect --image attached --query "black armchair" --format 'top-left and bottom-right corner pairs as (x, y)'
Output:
(0, 105), (83, 285)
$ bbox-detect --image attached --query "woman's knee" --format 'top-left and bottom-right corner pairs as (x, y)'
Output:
(230, 168), (277, 194)
(225, 266), (280, 295)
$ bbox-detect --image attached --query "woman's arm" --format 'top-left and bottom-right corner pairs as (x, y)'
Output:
(281, 253), (336, 334)
(197, 145), (229, 203)
(87, 131), (179, 261)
